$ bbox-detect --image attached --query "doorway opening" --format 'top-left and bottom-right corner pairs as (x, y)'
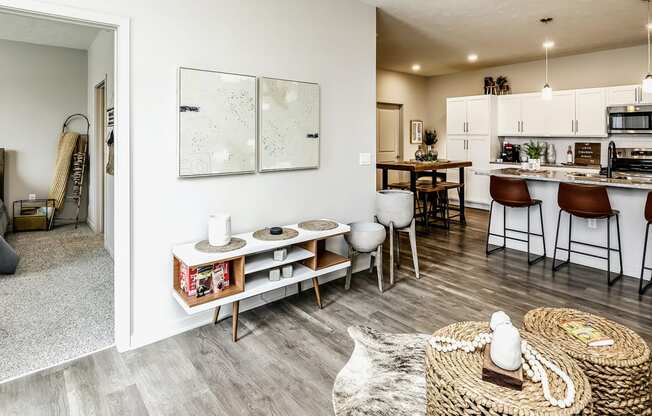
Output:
(376, 102), (404, 190)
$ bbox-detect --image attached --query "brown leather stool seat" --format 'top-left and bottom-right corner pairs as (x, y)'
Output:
(639, 192), (652, 295)
(486, 176), (546, 265)
(553, 183), (623, 286)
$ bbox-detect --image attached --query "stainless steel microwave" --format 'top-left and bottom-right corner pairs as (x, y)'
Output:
(608, 105), (652, 134)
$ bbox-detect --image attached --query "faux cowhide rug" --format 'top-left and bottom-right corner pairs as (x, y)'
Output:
(332, 326), (429, 416)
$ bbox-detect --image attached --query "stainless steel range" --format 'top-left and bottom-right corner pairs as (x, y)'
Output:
(603, 147), (652, 178)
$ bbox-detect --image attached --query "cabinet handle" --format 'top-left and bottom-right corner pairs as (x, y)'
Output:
(571, 120), (574, 133)
(521, 121), (525, 133)
(575, 120), (579, 134)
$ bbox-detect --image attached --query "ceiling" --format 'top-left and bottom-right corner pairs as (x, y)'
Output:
(0, 12), (101, 50)
(365, 0), (651, 76)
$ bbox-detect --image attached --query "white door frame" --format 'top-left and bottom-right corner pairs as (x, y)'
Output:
(93, 79), (106, 235)
(0, 0), (132, 352)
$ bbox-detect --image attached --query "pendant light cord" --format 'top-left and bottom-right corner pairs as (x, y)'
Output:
(545, 47), (549, 84)
(648, 0), (651, 74)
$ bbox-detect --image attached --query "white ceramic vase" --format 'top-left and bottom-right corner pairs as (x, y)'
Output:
(345, 222), (386, 253)
(208, 213), (231, 246)
(375, 190), (414, 229)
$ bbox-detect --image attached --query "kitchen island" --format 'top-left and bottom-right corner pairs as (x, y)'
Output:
(479, 168), (652, 281)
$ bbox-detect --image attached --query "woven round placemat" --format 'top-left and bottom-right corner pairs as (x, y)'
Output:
(298, 220), (338, 231)
(194, 237), (246, 253)
(426, 321), (593, 416)
(252, 227), (299, 241)
(523, 308), (652, 415)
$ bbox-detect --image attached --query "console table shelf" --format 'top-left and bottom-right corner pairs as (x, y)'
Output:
(171, 220), (351, 341)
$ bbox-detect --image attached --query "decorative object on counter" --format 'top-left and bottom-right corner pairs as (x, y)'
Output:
(495, 76), (510, 95)
(282, 264), (293, 278)
(424, 129), (438, 161)
(332, 326), (429, 416)
(253, 227), (299, 241)
(375, 190), (419, 284)
(298, 219), (338, 231)
(546, 142), (557, 164)
(426, 321), (592, 415)
(519, 145), (528, 163)
(483, 76), (497, 95)
(273, 247), (288, 261)
(259, 77), (320, 172)
(208, 213), (231, 247)
(489, 311), (522, 372)
(414, 146), (426, 161)
(270, 227), (283, 235)
(344, 222), (386, 292)
(269, 268), (281, 281)
(566, 145), (574, 164)
(573, 143), (600, 166)
(524, 140), (545, 170)
(178, 67), (256, 177)
(194, 237), (246, 253)
(410, 120), (424, 144)
(524, 307), (652, 415)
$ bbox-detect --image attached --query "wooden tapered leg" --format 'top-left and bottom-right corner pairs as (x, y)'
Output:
(312, 277), (322, 309)
(376, 245), (383, 293)
(232, 301), (239, 342)
(212, 306), (221, 325)
(389, 222), (395, 285)
(395, 229), (401, 268)
(409, 219), (420, 279)
(345, 248), (354, 290)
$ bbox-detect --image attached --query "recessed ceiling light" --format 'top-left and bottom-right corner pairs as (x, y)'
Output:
(412, 64), (421, 72)
(543, 40), (555, 49)
(467, 54), (478, 62)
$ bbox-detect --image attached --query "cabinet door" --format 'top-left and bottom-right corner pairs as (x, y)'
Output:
(445, 137), (467, 184)
(466, 96), (490, 135)
(520, 94), (546, 137)
(575, 88), (607, 137)
(607, 85), (639, 106)
(641, 87), (652, 104)
(546, 91), (576, 136)
(447, 98), (468, 136)
(466, 136), (490, 205)
(497, 96), (521, 136)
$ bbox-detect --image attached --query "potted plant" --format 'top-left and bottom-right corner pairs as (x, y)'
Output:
(524, 140), (545, 170)
(424, 130), (438, 161)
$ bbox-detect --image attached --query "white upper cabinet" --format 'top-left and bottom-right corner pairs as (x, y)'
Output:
(497, 95), (522, 136)
(607, 85), (639, 106)
(447, 96), (491, 137)
(546, 91), (576, 137)
(447, 98), (468, 136)
(520, 94), (547, 137)
(575, 88), (606, 137)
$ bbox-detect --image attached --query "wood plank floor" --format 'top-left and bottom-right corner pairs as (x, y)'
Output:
(1, 209), (651, 415)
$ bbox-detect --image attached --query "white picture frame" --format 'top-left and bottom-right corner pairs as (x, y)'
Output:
(178, 67), (257, 177)
(258, 77), (320, 172)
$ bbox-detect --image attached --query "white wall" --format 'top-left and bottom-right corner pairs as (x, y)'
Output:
(87, 30), (114, 257)
(50, 0), (377, 348)
(0, 39), (87, 218)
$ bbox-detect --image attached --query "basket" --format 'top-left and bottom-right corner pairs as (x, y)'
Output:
(426, 321), (593, 415)
(523, 308), (652, 415)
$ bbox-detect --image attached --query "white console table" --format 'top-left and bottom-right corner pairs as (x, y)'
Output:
(172, 221), (351, 341)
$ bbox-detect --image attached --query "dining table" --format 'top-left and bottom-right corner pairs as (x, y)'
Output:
(376, 159), (473, 225)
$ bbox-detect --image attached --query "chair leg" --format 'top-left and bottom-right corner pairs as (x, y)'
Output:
(408, 218), (419, 279)
(395, 227), (401, 269)
(376, 245), (384, 293)
(486, 201), (506, 255)
(553, 210), (571, 272)
(607, 214), (623, 286)
(641, 223), (652, 295)
(389, 221), (395, 286)
(345, 247), (354, 290)
(527, 204), (545, 265)
(485, 200), (494, 255)
(369, 251), (375, 274)
(539, 203), (547, 258)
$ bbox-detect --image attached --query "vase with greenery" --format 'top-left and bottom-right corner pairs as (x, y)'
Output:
(524, 140), (545, 170)
(424, 129), (438, 161)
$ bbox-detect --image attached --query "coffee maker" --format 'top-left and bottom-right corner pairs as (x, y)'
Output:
(501, 142), (521, 163)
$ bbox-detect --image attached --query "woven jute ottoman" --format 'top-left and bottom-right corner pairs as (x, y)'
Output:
(523, 308), (652, 415)
(426, 321), (593, 415)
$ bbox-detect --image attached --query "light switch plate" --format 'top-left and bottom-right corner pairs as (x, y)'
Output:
(28, 193), (36, 201)
(588, 219), (597, 229)
(359, 153), (371, 166)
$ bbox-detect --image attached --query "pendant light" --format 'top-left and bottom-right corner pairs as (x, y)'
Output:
(644, 0), (652, 93)
(540, 18), (554, 101)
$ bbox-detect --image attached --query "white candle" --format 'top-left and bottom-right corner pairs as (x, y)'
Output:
(208, 213), (231, 246)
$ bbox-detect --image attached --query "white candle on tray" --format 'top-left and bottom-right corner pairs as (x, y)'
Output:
(208, 213), (231, 246)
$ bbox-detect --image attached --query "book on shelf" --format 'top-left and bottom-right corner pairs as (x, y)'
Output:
(559, 319), (614, 347)
(179, 261), (230, 298)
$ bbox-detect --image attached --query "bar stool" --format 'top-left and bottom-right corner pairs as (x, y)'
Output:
(485, 176), (546, 265)
(552, 182), (623, 286)
(639, 192), (652, 295)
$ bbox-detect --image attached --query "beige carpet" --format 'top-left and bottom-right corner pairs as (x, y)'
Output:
(0, 224), (113, 382)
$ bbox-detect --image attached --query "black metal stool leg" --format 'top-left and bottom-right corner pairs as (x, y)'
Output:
(539, 203), (547, 258)
(527, 204), (546, 265)
(553, 211), (572, 271)
(641, 223), (652, 295)
(607, 214), (623, 286)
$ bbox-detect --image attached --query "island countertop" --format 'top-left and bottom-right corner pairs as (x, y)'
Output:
(479, 168), (652, 190)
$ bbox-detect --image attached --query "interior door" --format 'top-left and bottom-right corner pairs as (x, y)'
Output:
(447, 98), (468, 136)
(497, 96), (521, 136)
(575, 88), (607, 137)
(466, 96), (490, 135)
(466, 136), (490, 205)
(376, 103), (402, 189)
(546, 91), (576, 136)
(520, 94), (546, 136)
(607, 85), (639, 106)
